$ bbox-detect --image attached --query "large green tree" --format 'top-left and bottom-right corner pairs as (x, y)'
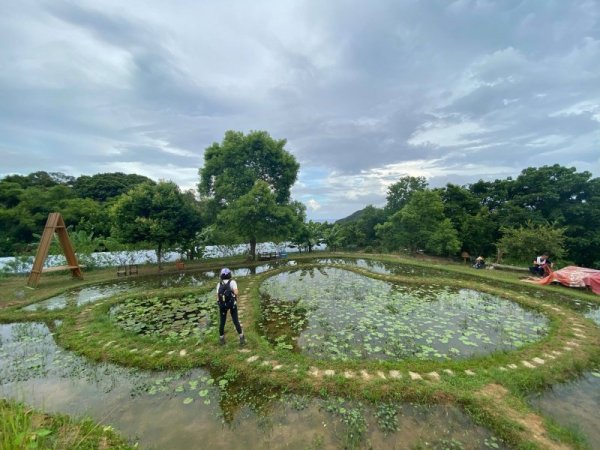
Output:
(377, 190), (460, 256)
(198, 130), (301, 256)
(384, 176), (428, 215)
(110, 182), (202, 269)
(217, 181), (303, 259)
(199, 130), (299, 208)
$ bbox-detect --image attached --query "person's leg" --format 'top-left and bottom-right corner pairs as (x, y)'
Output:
(229, 307), (244, 344)
(219, 307), (228, 343)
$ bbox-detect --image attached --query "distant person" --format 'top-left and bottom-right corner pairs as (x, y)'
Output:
(216, 268), (245, 346)
(529, 253), (552, 277)
(473, 256), (485, 269)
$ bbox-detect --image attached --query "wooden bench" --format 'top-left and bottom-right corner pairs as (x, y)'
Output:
(117, 264), (138, 276)
(258, 252), (279, 261)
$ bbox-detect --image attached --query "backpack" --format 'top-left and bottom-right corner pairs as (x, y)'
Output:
(218, 280), (236, 309)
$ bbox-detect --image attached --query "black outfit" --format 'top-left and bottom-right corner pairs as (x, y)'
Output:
(218, 280), (242, 336)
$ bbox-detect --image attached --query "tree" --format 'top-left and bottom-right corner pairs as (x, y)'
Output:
(217, 181), (303, 259)
(292, 220), (324, 253)
(199, 130), (299, 208)
(384, 176), (427, 215)
(496, 221), (566, 264)
(73, 172), (155, 202)
(110, 182), (203, 269)
(376, 190), (460, 256)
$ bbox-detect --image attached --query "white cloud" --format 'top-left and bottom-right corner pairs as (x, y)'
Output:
(305, 199), (321, 211)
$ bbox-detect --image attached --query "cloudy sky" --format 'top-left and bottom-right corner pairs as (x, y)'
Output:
(1, 1), (599, 220)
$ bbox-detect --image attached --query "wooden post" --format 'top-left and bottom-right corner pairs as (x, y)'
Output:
(27, 213), (83, 287)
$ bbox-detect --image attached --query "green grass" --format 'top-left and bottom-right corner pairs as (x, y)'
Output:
(0, 399), (135, 450)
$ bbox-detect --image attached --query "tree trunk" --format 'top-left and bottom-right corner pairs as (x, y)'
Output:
(157, 242), (163, 271)
(250, 238), (257, 261)
(308, 243), (313, 253)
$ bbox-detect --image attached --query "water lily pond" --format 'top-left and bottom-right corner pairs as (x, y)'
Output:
(109, 292), (216, 341)
(0, 322), (506, 449)
(259, 267), (549, 360)
(22, 262), (291, 312)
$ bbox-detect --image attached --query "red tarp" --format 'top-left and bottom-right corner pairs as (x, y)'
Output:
(536, 265), (600, 295)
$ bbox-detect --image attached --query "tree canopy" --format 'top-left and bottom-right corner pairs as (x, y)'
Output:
(110, 181), (202, 269)
(199, 130), (299, 207)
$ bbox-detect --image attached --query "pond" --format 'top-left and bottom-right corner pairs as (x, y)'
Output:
(528, 370), (600, 449)
(22, 262), (293, 311)
(0, 322), (506, 449)
(259, 267), (549, 361)
(109, 292), (216, 341)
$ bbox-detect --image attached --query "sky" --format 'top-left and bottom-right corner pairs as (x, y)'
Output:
(1, 0), (599, 221)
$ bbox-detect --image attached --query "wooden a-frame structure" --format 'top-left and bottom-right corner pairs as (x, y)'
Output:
(27, 212), (83, 287)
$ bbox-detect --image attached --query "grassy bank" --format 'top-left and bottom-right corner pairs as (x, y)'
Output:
(0, 399), (135, 450)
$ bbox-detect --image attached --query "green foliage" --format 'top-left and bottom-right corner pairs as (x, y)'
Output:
(217, 181), (302, 259)
(385, 175), (427, 214)
(292, 220), (324, 252)
(110, 181), (203, 268)
(377, 190), (460, 256)
(199, 130), (299, 207)
(73, 172), (155, 202)
(496, 221), (566, 264)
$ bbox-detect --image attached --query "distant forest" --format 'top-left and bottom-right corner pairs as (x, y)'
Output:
(1, 157), (599, 268)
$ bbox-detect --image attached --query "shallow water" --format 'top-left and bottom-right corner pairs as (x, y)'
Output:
(22, 262), (292, 311)
(260, 267), (548, 361)
(0, 322), (505, 449)
(528, 371), (600, 449)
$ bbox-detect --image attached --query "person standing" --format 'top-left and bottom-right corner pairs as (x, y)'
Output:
(216, 268), (245, 346)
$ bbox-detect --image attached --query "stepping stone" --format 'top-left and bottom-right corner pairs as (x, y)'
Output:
(532, 357), (545, 365)
(507, 364), (518, 369)
(361, 370), (372, 381)
(238, 349), (251, 353)
(344, 370), (356, 379)
(566, 341), (580, 347)
(551, 307), (561, 312)
(376, 371), (387, 379)
(409, 371), (423, 381)
(179, 349), (187, 357)
(389, 370), (402, 379)
(103, 341), (115, 348)
(563, 346), (573, 351)
(309, 367), (320, 377)
(522, 361), (535, 368)
(427, 371), (440, 381)
(323, 369), (335, 377)
(499, 367), (508, 371)
(542, 353), (556, 360)
(551, 350), (562, 356)
(246, 355), (260, 363)
(167, 350), (174, 355)
(574, 333), (586, 339)
(443, 369), (455, 376)
(464, 370), (476, 376)
(130, 348), (139, 353)
(273, 365), (283, 370)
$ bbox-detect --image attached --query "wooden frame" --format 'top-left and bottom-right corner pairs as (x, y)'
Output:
(27, 213), (83, 287)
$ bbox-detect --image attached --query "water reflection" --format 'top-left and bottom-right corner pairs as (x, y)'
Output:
(260, 267), (548, 361)
(529, 371), (600, 449)
(0, 322), (504, 449)
(22, 261), (295, 312)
